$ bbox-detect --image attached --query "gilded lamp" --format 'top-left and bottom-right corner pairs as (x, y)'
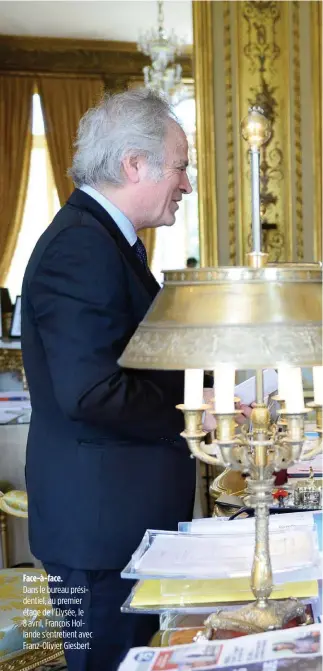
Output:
(119, 107), (322, 635)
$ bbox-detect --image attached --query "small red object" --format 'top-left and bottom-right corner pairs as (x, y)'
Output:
(273, 488), (288, 499)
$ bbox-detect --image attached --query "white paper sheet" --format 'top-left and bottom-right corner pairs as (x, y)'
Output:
(180, 511), (316, 536)
(234, 369), (278, 406)
(133, 527), (317, 579)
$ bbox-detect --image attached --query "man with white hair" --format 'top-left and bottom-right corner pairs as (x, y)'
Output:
(21, 89), (195, 670)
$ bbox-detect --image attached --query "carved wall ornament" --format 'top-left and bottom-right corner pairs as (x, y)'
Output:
(239, 0), (295, 262)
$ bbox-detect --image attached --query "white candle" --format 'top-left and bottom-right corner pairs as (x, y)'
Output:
(277, 365), (291, 400)
(213, 365), (235, 413)
(313, 366), (323, 405)
(284, 367), (305, 413)
(184, 369), (204, 408)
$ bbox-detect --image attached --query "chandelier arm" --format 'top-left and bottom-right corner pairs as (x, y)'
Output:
(215, 441), (248, 471)
(272, 440), (293, 471)
(185, 436), (224, 467)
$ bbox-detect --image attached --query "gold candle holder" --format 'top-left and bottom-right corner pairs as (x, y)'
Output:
(211, 411), (243, 469)
(176, 405), (224, 466)
(279, 410), (308, 442)
(176, 404), (209, 438)
(212, 412), (238, 442)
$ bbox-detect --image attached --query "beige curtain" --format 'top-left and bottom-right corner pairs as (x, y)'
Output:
(0, 76), (33, 284)
(38, 77), (104, 205)
(138, 228), (156, 266)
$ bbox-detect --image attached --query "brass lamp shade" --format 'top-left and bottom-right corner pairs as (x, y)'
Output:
(119, 263), (322, 370)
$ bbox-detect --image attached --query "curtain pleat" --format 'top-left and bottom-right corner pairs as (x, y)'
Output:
(139, 227), (156, 266)
(38, 77), (104, 205)
(0, 76), (33, 284)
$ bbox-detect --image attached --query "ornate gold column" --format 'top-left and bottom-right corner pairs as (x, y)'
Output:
(311, 0), (322, 262)
(192, 0), (218, 267)
(193, 1), (322, 265)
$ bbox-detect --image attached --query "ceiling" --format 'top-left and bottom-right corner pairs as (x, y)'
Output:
(0, 1), (193, 43)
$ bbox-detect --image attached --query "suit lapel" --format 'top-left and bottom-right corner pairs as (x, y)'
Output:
(67, 189), (160, 300)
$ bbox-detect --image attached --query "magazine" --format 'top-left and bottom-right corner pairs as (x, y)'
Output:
(118, 624), (322, 671)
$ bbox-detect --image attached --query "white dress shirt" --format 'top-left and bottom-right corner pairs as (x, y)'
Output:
(80, 184), (137, 247)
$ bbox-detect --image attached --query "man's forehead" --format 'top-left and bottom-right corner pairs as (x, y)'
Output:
(166, 118), (186, 140)
(165, 120), (188, 157)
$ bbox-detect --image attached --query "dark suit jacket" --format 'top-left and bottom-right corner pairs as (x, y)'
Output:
(21, 189), (196, 570)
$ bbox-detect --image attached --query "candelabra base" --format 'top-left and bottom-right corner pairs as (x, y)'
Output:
(194, 599), (312, 639)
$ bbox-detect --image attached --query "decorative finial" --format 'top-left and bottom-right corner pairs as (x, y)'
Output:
(241, 106), (272, 150)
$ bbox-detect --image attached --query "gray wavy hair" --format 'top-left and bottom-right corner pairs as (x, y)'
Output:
(69, 88), (178, 187)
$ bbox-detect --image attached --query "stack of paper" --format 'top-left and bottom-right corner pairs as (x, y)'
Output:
(121, 512), (321, 613)
(123, 523), (319, 582)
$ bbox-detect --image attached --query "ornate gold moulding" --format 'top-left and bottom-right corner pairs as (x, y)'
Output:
(119, 263), (322, 370)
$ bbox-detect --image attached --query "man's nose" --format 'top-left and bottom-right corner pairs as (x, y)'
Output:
(181, 171), (193, 195)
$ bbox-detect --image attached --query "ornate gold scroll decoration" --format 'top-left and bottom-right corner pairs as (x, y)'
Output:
(292, 1), (304, 261)
(223, 2), (236, 265)
(192, 0), (218, 267)
(311, 1), (322, 262)
(239, 1), (292, 262)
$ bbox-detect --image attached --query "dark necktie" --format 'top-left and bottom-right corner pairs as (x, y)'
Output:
(133, 237), (149, 271)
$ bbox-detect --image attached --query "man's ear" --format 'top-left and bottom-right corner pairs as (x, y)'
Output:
(122, 155), (141, 184)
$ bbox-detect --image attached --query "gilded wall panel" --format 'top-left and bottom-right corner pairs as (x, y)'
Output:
(310, 1), (322, 262)
(193, 0), (218, 267)
(223, 3), (236, 265)
(194, 1), (321, 265)
(236, 1), (293, 262)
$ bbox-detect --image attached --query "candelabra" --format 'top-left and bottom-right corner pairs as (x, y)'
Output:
(119, 107), (322, 634)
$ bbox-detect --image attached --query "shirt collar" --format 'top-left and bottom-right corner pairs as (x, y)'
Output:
(80, 184), (137, 247)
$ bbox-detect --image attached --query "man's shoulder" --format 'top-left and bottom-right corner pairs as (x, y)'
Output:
(44, 197), (116, 245)
(23, 201), (116, 283)
(49, 200), (114, 243)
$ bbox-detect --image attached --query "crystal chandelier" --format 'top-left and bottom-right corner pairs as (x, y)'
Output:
(137, 0), (187, 102)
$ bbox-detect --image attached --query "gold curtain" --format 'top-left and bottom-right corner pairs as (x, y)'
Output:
(138, 228), (156, 266)
(38, 77), (104, 205)
(0, 76), (33, 284)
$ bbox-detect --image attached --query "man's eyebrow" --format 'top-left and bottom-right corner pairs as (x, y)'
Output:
(174, 160), (189, 168)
